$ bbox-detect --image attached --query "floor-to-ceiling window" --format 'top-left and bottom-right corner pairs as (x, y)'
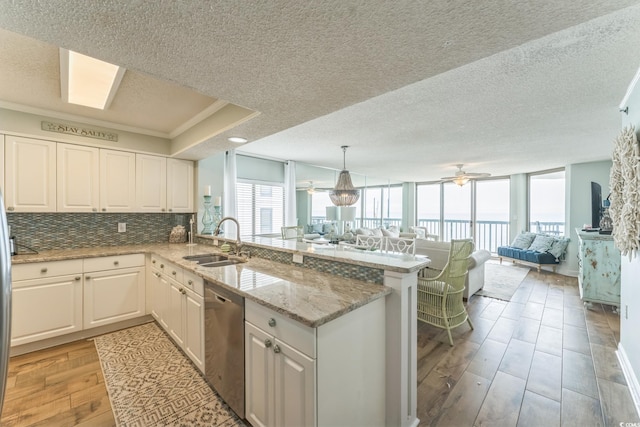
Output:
(416, 183), (441, 236)
(476, 179), (510, 252)
(417, 178), (510, 252)
(237, 181), (284, 236)
(529, 169), (565, 236)
(360, 185), (402, 229)
(310, 191), (332, 223)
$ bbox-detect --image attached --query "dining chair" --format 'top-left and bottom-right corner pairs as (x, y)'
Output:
(355, 235), (384, 250)
(385, 237), (416, 255)
(281, 226), (303, 240)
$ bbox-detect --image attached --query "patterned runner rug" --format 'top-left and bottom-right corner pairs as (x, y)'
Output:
(476, 261), (530, 301)
(94, 322), (245, 427)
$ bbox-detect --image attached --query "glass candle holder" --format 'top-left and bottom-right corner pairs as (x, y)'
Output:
(202, 195), (214, 234)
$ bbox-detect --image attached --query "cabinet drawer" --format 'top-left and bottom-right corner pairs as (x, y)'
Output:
(246, 299), (316, 358)
(183, 270), (204, 296)
(84, 253), (145, 272)
(12, 259), (83, 281)
(163, 262), (183, 283)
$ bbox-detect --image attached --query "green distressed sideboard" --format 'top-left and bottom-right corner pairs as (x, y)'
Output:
(576, 228), (621, 310)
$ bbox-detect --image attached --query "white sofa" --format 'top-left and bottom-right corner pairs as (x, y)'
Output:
(406, 237), (491, 299)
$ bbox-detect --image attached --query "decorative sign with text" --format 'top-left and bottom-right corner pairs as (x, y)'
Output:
(41, 121), (118, 142)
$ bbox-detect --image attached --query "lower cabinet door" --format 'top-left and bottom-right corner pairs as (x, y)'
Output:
(168, 280), (185, 347)
(11, 274), (83, 346)
(184, 289), (204, 372)
(274, 339), (316, 427)
(84, 267), (145, 329)
(245, 322), (275, 427)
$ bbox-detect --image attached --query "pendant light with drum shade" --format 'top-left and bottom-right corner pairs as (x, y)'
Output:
(329, 146), (360, 206)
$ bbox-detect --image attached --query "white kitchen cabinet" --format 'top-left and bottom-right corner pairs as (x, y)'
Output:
(136, 154), (167, 212)
(100, 149), (136, 212)
(167, 158), (194, 213)
(245, 298), (386, 427)
(10, 260), (84, 346)
(83, 254), (146, 329)
(150, 268), (170, 329)
(4, 135), (56, 212)
(148, 256), (204, 372)
(57, 143), (100, 212)
(245, 322), (315, 427)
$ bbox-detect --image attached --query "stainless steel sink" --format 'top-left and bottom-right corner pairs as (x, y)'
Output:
(183, 254), (244, 268)
(183, 254), (229, 264)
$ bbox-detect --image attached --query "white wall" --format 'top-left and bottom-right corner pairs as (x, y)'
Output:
(619, 71), (640, 405)
(560, 160), (612, 277)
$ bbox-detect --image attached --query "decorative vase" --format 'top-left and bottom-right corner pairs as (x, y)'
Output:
(202, 195), (214, 234)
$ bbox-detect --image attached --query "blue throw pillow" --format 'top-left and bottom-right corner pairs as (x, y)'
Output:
(511, 232), (536, 249)
(528, 234), (556, 252)
(548, 237), (569, 259)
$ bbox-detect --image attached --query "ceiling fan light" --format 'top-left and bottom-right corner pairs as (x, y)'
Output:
(453, 176), (469, 186)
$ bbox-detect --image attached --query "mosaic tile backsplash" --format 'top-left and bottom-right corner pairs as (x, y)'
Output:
(8, 212), (192, 252)
(195, 236), (385, 284)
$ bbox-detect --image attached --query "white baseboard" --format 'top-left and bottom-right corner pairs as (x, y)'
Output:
(617, 343), (640, 418)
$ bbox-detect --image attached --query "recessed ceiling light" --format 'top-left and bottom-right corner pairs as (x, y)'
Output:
(228, 136), (248, 143)
(60, 49), (125, 110)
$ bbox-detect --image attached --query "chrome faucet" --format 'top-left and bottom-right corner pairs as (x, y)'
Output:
(214, 217), (242, 254)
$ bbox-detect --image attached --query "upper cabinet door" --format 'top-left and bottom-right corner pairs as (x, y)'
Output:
(5, 136), (57, 212)
(167, 158), (194, 213)
(100, 149), (136, 212)
(136, 154), (167, 212)
(57, 143), (100, 212)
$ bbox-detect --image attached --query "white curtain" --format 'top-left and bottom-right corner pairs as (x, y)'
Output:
(284, 160), (297, 226)
(223, 149), (238, 236)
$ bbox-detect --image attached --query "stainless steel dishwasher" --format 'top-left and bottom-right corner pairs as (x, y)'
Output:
(204, 280), (245, 419)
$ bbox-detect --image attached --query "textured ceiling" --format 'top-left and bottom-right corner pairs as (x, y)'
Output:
(0, 1), (639, 183)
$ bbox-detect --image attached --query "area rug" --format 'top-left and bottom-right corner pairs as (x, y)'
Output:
(93, 322), (246, 427)
(476, 261), (530, 301)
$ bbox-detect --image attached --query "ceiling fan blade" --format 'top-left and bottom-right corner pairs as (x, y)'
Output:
(463, 172), (491, 178)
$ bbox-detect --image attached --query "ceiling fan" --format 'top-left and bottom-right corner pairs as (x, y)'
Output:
(441, 164), (491, 186)
(297, 181), (322, 194)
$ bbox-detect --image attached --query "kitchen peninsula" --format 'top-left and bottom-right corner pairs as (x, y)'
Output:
(10, 237), (429, 427)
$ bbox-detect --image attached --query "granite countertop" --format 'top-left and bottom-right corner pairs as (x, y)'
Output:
(11, 243), (398, 328)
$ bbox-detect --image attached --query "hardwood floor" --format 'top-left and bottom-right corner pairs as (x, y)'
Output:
(1, 265), (638, 426)
(1, 339), (115, 426)
(417, 265), (640, 427)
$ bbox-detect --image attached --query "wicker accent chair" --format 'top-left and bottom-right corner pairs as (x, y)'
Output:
(417, 239), (474, 346)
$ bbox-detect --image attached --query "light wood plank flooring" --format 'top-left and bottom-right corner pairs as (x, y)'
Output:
(1, 339), (115, 426)
(418, 264), (640, 427)
(1, 265), (638, 426)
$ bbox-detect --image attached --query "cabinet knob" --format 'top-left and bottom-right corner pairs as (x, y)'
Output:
(102, 208), (106, 212)
(154, 272), (161, 278)
(114, 261), (119, 266)
(161, 208), (166, 212)
(264, 339), (272, 348)
(7, 207), (14, 211)
(273, 345), (281, 354)
(152, 260), (156, 264)
(268, 318), (276, 327)
(92, 208), (97, 212)
(85, 276), (91, 280)
(172, 271), (177, 276)
(40, 268), (48, 273)
(160, 264), (164, 268)
(75, 276), (81, 281)
(169, 208), (173, 212)
(180, 288), (186, 295)
(188, 280), (193, 285)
